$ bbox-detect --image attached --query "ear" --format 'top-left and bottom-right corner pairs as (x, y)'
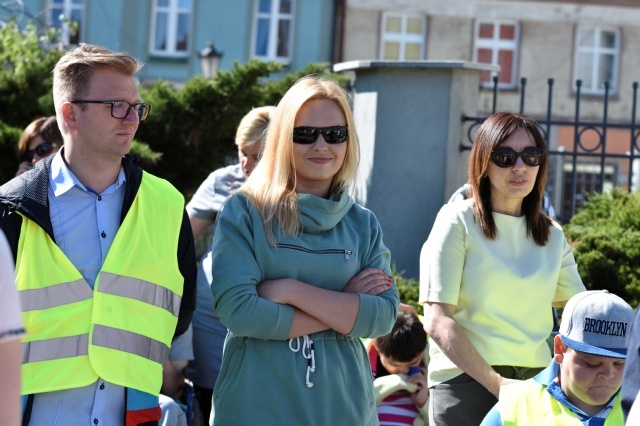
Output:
(553, 335), (566, 364)
(61, 102), (79, 132)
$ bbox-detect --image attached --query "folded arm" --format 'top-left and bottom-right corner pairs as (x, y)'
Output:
(257, 268), (391, 337)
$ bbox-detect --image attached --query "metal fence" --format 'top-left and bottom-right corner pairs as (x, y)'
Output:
(461, 76), (640, 223)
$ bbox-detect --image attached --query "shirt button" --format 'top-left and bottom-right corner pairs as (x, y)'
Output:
(99, 383), (105, 390)
(93, 419), (99, 425)
(98, 195), (102, 201)
(101, 231), (106, 238)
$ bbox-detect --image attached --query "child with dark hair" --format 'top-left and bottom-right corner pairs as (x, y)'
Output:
(366, 311), (429, 425)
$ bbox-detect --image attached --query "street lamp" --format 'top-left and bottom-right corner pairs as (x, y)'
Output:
(198, 41), (223, 79)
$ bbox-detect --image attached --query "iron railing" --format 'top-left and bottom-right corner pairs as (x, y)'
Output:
(462, 76), (640, 223)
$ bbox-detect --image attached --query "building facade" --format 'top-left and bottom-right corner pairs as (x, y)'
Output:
(17, 0), (337, 84)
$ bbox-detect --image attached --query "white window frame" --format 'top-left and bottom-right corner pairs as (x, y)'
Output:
(149, 0), (192, 58)
(47, 0), (84, 46)
(379, 12), (426, 61)
(473, 20), (520, 89)
(250, 0), (295, 63)
(573, 26), (620, 96)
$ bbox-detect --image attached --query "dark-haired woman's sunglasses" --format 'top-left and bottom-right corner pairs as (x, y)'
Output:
(490, 147), (544, 168)
(292, 126), (349, 144)
(24, 141), (57, 161)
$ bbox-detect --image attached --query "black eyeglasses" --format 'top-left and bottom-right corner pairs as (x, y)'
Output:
(24, 141), (56, 161)
(70, 100), (151, 121)
(292, 126), (349, 144)
(490, 147), (545, 168)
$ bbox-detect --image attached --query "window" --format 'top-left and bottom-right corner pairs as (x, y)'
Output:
(561, 162), (616, 216)
(48, 0), (84, 45)
(150, 0), (192, 57)
(251, 0), (294, 62)
(473, 20), (519, 89)
(574, 27), (620, 95)
(380, 13), (426, 60)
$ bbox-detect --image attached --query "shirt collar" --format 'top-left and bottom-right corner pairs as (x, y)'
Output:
(50, 149), (126, 196)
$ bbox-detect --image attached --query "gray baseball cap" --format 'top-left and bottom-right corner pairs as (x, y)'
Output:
(559, 290), (634, 359)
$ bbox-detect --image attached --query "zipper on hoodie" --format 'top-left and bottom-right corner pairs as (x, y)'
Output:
(276, 243), (352, 262)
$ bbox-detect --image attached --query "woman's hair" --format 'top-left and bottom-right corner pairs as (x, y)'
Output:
(235, 106), (276, 149)
(17, 116), (64, 160)
(375, 312), (427, 362)
(468, 112), (552, 246)
(239, 75), (359, 245)
(53, 44), (142, 131)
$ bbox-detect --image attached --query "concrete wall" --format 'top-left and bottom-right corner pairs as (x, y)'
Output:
(334, 61), (492, 278)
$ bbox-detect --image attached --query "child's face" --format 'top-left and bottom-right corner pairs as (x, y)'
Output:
(554, 337), (625, 415)
(379, 352), (423, 375)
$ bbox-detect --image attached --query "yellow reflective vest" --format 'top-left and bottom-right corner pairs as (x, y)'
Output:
(498, 378), (624, 425)
(16, 172), (184, 396)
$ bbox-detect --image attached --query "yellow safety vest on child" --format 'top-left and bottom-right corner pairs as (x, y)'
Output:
(498, 379), (624, 426)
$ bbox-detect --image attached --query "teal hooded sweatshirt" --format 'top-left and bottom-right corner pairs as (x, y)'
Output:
(210, 192), (399, 425)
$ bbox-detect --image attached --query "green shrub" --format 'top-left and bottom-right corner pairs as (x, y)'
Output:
(0, 122), (23, 182)
(393, 266), (422, 315)
(564, 189), (640, 308)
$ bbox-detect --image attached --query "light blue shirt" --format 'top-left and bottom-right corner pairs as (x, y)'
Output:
(29, 151), (127, 426)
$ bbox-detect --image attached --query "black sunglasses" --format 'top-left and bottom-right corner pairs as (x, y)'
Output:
(490, 147), (545, 168)
(292, 126), (349, 144)
(24, 141), (56, 162)
(70, 100), (151, 121)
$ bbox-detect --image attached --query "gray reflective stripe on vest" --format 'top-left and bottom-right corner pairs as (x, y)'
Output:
(92, 324), (168, 364)
(22, 334), (89, 364)
(19, 279), (93, 312)
(98, 272), (181, 317)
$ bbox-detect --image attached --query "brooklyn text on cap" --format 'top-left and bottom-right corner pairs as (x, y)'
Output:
(558, 290), (634, 359)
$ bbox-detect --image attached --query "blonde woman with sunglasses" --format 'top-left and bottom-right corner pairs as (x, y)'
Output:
(420, 112), (586, 426)
(209, 76), (399, 425)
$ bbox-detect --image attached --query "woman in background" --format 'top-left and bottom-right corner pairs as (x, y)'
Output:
(420, 112), (585, 426)
(210, 76), (399, 425)
(186, 105), (275, 423)
(15, 116), (63, 176)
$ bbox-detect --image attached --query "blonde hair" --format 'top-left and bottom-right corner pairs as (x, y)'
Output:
(235, 106), (276, 149)
(239, 75), (359, 245)
(53, 43), (142, 131)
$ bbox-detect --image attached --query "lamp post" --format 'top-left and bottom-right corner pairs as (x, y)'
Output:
(198, 41), (223, 79)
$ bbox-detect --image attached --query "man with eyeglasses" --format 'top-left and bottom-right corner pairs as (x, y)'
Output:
(0, 43), (196, 426)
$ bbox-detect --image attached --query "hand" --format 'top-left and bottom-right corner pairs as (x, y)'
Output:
(399, 302), (419, 316)
(408, 367), (429, 408)
(496, 376), (521, 397)
(16, 161), (32, 176)
(257, 278), (294, 304)
(342, 268), (392, 295)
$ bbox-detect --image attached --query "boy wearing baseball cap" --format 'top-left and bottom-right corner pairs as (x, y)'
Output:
(480, 290), (634, 426)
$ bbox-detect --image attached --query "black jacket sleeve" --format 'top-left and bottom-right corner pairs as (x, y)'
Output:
(174, 209), (197, 338)
(0, 204), (22, 260)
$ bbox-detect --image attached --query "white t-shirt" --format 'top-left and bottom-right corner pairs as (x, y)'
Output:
(0, 230), (24, 343)
(419, 200), (585, 386)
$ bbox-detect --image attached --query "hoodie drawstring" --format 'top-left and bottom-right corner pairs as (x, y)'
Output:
(289, 335), (316, 388)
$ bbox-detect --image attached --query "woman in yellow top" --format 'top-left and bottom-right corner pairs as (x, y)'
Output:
(419, 112), (586, 426)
